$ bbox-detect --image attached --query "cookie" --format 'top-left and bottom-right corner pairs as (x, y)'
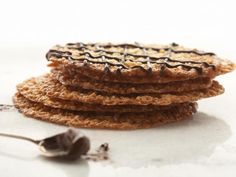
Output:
(52, 69), (212, 94)
(47, 42), (235, 84)
(17, 74), (224, 106)
(17, 77), (178, 112)
(13, 41), (235, 130)
(16, 74), (195, 112)
(13, 93), (197, 130)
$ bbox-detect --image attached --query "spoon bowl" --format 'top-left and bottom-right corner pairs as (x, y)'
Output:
(0, 129), (90, 160)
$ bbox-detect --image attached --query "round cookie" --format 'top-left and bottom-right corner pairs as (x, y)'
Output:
(17, 74), (224, 106)
(52, 69), (212, 94)
(13, 93), (197, 130)
(16, 79), (178, 113)
(47, 42), (235, 84)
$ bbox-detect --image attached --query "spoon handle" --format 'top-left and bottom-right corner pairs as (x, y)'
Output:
(0, 133), (39, 144)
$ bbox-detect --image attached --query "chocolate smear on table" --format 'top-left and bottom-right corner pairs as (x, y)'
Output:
(0, 104), (15, 111)
(82, 143), (109, 161)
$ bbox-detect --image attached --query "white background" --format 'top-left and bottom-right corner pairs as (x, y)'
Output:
(0, 0), (236, 177)
(0, 0), (235, 54)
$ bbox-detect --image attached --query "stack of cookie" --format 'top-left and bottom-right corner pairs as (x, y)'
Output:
(14, 42), (235, 129)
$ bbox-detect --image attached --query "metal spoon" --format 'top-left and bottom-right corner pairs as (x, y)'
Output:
(0, 129), (90, 160)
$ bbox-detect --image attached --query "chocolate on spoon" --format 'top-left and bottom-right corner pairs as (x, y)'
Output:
(0, 129), (90, 160)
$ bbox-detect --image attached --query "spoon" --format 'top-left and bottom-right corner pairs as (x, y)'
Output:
(0, 129), (90, 160)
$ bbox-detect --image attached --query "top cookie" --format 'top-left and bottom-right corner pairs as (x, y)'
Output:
(46, 42), (235, 83)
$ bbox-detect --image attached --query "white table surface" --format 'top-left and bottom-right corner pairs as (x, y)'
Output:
(0, 0), (236, 176)
(0, 45), (235, 177)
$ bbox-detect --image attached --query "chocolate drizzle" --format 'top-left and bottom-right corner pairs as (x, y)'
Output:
(46, 42), (216, 75)
(138, 42), (152, 73)
(67, 42), (215, 56)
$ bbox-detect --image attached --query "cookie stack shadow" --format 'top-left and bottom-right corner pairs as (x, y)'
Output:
(13, 43), (235, 129)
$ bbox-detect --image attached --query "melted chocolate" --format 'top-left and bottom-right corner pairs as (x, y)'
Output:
(47, 42), (216, 75)
(46, 50), (72, 59)
(40, 129), (90, 160)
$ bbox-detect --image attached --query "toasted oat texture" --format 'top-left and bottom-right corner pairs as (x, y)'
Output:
(17, 78), (177, 112)
(47, 42), (235, 84)
(52, 69), (212, 94)
(13, 93), (197, 130)
(17, 74), (224, 106)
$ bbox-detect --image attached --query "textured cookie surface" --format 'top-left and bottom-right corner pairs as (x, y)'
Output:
(13, 93), (197, 130)
(52, 69), (212, 94)
(17, 77), (178, 112)
(18, 74), (224, 106)
(47, 42), (235, 83)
